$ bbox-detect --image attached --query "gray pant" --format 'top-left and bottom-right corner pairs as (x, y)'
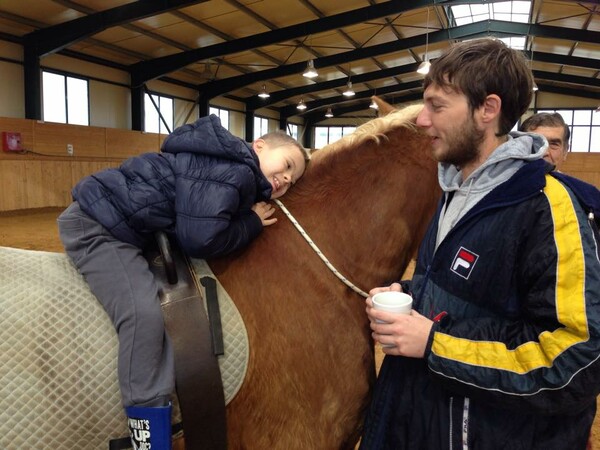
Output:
(58, 202), (174, 407)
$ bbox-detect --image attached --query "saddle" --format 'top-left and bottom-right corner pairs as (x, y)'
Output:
(145, 232), (228, 450)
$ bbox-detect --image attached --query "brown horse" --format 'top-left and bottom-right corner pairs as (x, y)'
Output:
(0, 101), (440, 449)
(208, 101), (440, 448)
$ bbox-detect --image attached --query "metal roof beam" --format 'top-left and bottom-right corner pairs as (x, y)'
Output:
(253, 64), (600, 112)
(533, 70), (600, 89)
(279, 80), (424, 119)
(130, 0), (433, 85)
(289, 71), (600, 122)
(24, 0), (208, 57)
(246, 62), (421, 111)
(204, 21), (600, 99)
(536, 83), (600, 100)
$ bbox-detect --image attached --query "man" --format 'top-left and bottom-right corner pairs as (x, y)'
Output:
(360, 38), (600, 450)
(520, 112), (570, 170)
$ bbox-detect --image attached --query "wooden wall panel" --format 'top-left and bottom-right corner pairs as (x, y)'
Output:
(34, 122), (106, 157)
(0, 158), (124, 212)
(0, 117), (163, 211)
(1, 116), (598, 211)
(106, 128), (160, 159)
(561, 153), (600, 188)
(0, 160), (28, 210)
(70, 160), (121, 187)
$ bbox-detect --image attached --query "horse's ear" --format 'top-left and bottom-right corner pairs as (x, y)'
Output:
(372, 96), (396, 116)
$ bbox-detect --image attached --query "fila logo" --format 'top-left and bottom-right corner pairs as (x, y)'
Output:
(451, 247), (479, 279)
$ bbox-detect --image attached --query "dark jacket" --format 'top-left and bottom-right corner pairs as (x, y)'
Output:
(72, 115), (272, 258)
(360, 160), (600, 449)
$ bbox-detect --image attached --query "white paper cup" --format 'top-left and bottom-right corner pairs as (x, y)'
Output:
(372, 291), (413, 323)
(372, 291), (413, 348)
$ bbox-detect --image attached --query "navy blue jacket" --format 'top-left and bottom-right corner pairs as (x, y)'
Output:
(72, 115), (272, 258)
(360, 160), (600, 449)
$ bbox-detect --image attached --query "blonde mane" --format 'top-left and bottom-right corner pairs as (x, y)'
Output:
(320, 103), (423, 154)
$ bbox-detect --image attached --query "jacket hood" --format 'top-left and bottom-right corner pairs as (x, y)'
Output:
(438, 131), (547, 194)
(162, 114), (260, 168)
(161, 114), (272, 199)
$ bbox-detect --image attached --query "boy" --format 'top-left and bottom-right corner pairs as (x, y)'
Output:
(57, 115), (307, 450)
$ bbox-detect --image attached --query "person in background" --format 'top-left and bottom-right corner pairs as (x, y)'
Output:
(360, 38), (600, 450)
(521, 113), (598, 450)
(520, 112), (570, 170)
(57, 116), (308, 450)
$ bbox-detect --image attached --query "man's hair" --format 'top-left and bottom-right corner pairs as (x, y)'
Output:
(259, 130), (310, 162)
(424, 38), (533, 135)
(520, 112), (570, 147)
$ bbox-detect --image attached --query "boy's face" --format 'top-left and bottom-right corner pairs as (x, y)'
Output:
(253, 140), (306, 199)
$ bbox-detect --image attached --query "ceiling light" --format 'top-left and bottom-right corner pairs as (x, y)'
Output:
(529, 37), (538, 92)
(297, 99), (307, 110)
(417, 61), (431, 75)
(343, 81), (355, 97)
(418, 7), (431, 76)
(258, 84), (270, 99)
(303, 59), (318, 78)
(369, 98), (379, 110)
(325, 107), (334, 118)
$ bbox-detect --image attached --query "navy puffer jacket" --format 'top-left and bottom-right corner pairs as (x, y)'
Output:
(72, 115), (272, 258)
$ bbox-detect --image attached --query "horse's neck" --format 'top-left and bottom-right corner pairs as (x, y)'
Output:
(282, 143), (436, 292)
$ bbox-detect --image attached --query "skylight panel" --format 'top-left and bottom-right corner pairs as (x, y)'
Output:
(494, 2), (513, 14)
(471, 4), (489, 15)
(448, 1), (531, 26)
(513, 1), (531, 14)
(453, 5), (472, 18)
(499, 36), (526, 50)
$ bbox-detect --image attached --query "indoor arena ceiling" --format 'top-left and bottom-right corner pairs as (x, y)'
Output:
(0, 0), (599, 122)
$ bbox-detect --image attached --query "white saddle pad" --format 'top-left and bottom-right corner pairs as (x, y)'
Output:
(0, 246), (248, 449)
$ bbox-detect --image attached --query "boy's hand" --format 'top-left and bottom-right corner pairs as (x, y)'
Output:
(252, 202), (277, 226)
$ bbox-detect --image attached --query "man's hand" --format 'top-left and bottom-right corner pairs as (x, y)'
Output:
(252, 202), (277, 226)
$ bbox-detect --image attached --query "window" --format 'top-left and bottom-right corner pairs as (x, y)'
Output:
(314, 126), (357, 149)
(254, 116), (269, 140)
(42, 71), (89, 125)
(287, 123), (299, 141)
(209, 107), (230, 130)
(538, 109), (599, 153)
(448, 1), (531, 26)
(144, 93), (173, 134)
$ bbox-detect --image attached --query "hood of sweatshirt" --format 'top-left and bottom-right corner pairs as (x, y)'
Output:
(434, 131), (547, 248)
(438, 131), (547, 195)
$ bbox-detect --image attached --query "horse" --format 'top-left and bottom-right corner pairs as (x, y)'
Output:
(0, 100), (441, 449)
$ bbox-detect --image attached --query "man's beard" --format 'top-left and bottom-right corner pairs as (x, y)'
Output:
(439, 115), (484, 168)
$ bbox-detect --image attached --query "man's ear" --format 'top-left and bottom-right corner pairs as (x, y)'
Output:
(253, 138), (266, 153)
(480, 94), (502, 125)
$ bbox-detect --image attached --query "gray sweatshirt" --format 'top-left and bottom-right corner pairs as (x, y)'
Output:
(435, 131), (547, 248)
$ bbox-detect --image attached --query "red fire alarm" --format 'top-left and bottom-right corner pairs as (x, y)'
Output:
(2, 132), (23, 152)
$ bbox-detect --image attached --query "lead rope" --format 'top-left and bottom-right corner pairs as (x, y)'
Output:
(273, 199), (369, 298)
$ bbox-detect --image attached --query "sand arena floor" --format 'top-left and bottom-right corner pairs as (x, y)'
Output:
(1, 207), (598, 448)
